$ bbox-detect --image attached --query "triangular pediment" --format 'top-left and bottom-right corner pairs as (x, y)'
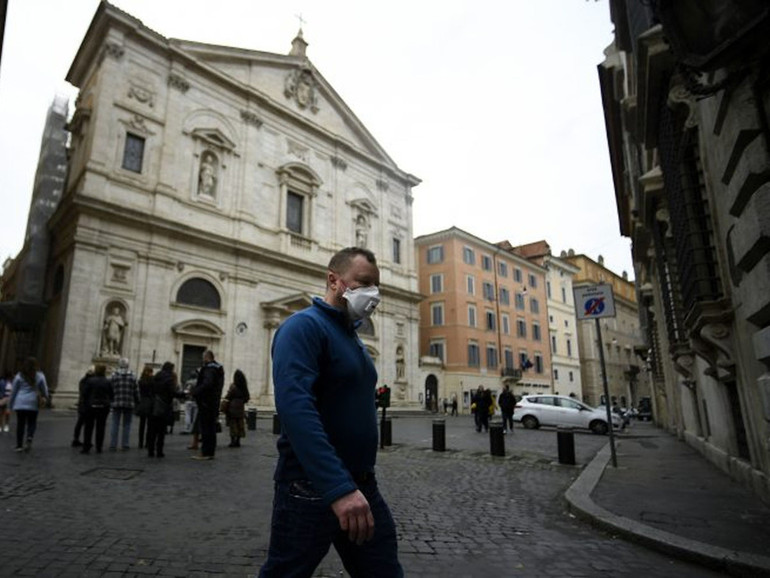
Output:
(261, 292), (314, 315)
(171, 40), (396, 166)
(190, 127), (236, 152)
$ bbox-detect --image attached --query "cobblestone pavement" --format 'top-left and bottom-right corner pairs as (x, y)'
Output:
(0, 412), (722, 577)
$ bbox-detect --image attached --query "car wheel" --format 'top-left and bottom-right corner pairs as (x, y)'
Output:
(522, 415), (539, 430)
(590, 420), (608, 435)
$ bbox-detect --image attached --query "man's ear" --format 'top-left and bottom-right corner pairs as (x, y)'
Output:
(326, 270), (337, 290)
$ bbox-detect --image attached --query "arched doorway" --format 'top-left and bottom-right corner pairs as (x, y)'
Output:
(425, 374), (438, 412)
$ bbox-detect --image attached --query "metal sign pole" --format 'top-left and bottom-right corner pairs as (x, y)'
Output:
(595, 317), (618, 468)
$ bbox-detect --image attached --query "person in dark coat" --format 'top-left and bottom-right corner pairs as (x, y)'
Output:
(191, 350), (224, 460)
(146, 361), (179, 458)
(136, 365), (154, 449)
(474, 386), (491, 433)
(80, 364), (113, 454)
(224, 369), (250, 448)
(498, 384), (516, 433)
(71, 366), (93, 447)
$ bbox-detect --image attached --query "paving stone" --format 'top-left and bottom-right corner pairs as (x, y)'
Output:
(2, 413), (725, 577)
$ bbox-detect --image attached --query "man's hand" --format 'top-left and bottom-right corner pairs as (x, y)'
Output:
(330, 490), (375, 545)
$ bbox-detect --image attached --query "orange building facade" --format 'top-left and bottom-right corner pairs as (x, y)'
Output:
(415, 227), (551, 411)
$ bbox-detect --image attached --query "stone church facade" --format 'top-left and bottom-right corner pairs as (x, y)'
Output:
(21, 2), (422, 407)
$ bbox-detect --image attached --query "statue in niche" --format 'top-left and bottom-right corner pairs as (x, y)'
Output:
(198, 152), (218, 197)
(395, 345), (405, 382)
(355, 214), (368, 248)
(101, 305), (127, 357)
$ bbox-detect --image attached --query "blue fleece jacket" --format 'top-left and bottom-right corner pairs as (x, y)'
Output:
(271, 297), (378, 506)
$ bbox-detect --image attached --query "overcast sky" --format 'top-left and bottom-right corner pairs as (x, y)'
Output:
(0, 0), (633, 277)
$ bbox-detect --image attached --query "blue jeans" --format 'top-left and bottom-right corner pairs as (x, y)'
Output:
(259, 478), (403, 578)
(110, 407), (133, 449)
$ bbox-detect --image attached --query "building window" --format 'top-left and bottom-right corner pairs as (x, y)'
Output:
(483, 282), (494, 301)
(564, 319), (569, 328)
(286, 191), (304, 233)
(554, 368), (559, 380)
(514, 268), (522, 283)
(429, 340), (445, 362)
(569, 371), (574, 382)
(562, 287), (567, 303)
(504, 348), (514, 370)
(427, 246), (444, 264)
(468, 305), (477, 327)
(567, 339), (572, 357)
(466, 275), (475, 295)
(463, 246), (475, 265)
(481, 255), (492, 271)
(530, 298), (539, 314)
(532, 323), (541, 341)
(486, 345), (498, 368)
(176, 278), (221, 310)
(519, 351), (529, 368)
(431, 303), (444, 326)
(534, 354), (543, 374)
(468, 342), (480, 367)
(498, 261), (508, 277)
(528, 274), (538, 288)
(499, 287), (510, 305)
(485, 310), (496, 331)
(515, 292), (525, 310)
(502, 313), (510, 335)
(551, 335), (557, 353)
(122, 133), (145, 173)
(392, 238), (401, 264)
(430, 274), (443, 294)
(516, 319), (527, 338)
(546, 281), (551, 299)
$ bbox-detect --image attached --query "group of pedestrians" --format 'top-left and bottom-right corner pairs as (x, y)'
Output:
(64, 350), (245, 459)
(471, 384), (516, 433)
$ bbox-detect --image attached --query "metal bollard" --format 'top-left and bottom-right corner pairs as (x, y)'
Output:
(272, 413), (281, 435)
(381, 417), (392, 446)
(247, 408), (257, 431)
(432, 419), (446, 452)
(557, 426), (576, 465)
(489, 423), (505, 456)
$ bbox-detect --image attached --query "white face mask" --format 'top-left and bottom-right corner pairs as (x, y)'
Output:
(342, 285), (381, 320)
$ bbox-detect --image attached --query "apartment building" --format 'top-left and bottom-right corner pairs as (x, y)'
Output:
(509, 241), (583, 399)
(564, 252), (646, 407)
(415, 227), (551, 412)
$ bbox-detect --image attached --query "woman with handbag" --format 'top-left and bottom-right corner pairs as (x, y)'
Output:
(80, 364), (113, 454)
(224, 369), (250, 448)
(8, 357), (50, 452)
(146, 361), (179, 458)
(135, 365), (154, 449)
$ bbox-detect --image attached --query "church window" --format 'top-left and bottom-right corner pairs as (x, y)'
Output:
(122, 133), (145, 173)
(176, 278), (221, 310)
(286, 191), (304, 234)
(392, 238), (401, 264)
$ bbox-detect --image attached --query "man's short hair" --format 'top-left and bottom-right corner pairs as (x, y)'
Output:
(119, 357), (129, 369)
(203, 350), (215, 362)
(328, 247), (377, 274)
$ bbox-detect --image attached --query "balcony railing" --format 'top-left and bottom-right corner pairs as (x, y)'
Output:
(500, 367), (522, 380)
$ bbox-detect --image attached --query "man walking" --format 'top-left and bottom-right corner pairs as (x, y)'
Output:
(109, 358), (138, 450)
(259, 247), (403, 577)
(191, 350), (224, 460)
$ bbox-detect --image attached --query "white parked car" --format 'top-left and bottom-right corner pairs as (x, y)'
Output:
(513, 394), (621, 435)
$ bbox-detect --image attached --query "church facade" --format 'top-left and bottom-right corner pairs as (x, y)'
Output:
(22, 2), (422, 407)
